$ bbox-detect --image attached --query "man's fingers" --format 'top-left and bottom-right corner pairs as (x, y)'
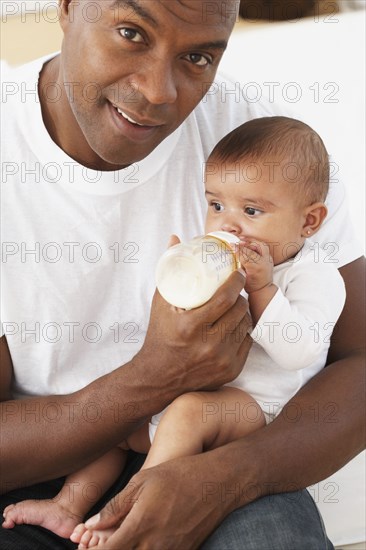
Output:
(84, 482), (138, 530)
(194, 270), (247, 325)
(167, 234), (181, 248)
(97, 505), (142, 550)
(214, 304), (252, 362)
(238, 325), (253, 361)
(216, 294), (250, 334)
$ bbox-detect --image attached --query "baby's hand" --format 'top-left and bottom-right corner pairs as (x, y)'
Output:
(238, 240), (274, 294)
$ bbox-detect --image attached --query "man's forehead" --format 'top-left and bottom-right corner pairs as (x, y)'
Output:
(108, 0), (239, 26)
(164, 0), (239, 21)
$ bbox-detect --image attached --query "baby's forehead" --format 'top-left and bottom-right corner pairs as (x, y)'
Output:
(203, 162), (310, 203)
(204, 156), (295, 184)
(205, 151), (290, 167)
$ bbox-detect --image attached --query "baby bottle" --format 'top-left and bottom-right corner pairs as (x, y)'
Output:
(155, 231), (241, 309)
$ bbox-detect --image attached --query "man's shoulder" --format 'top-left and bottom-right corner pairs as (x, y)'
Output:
(0, 56), (53, 165)
(191, 71), (293, 153)
(0, 54), (57, 106)
(197, 72), (291, 117)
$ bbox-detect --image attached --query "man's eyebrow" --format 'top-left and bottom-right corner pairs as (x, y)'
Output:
(190, 40), (228, 52)
(111, 0), (158, 26)
(111, 0), (227, 51)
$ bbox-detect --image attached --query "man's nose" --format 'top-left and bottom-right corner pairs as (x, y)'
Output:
(134, 57), (178, 105)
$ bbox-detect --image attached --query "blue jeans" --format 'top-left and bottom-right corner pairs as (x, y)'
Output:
(0, 452), (334, 549)
(202, 489), (334, 549)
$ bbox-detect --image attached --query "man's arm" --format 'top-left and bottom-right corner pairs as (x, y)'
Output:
(86, 256), (365, 550)
(0, 337), (13, 403)
(0, 271), (251, 494)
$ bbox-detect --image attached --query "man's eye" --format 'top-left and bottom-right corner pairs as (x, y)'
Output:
(245, 207), (261, 216)
(186, 53), (211, 67)
(212, 202), (224, 212)
(119, 28), (144, 43)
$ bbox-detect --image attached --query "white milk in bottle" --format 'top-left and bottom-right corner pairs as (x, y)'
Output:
(155, 231), (241, 309)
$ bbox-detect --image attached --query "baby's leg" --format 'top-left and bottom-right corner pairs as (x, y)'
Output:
(71, 394), (263, 548)
(70, 426), (151, 547)
(3, 448), (127, 539)
(143, 386), (265, 469)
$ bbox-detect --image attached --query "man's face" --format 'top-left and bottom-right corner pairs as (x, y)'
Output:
(58, 0), (237, 168)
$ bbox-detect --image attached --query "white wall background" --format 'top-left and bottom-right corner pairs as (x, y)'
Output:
(220, 11), (365, 253)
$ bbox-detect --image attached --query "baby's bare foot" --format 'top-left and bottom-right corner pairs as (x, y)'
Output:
(2, 499), (83, 539)
(71, 523), (117, 548)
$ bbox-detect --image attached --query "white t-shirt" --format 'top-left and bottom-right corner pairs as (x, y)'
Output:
(0, 55), (363, 399)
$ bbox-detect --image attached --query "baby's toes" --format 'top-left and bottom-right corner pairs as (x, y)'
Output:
(78, 529), (94, 548)
(2, 516), (15, 528)
(85, 532), (100, 548)
(2, 504), (17, 527)
(3, 504), (15, 516)
(70, 523), (87, 543)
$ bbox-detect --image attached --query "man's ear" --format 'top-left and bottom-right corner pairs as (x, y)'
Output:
(59, 0), (75, 32)
(301, 202), (328, 238)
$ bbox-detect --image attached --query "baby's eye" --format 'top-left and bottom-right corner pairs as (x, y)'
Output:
(211, 202), (224, 212)
(119, 28), (144, 43)
(244, 207), (261, 216)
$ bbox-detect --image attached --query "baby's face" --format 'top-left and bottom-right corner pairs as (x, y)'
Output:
(204, 160), (308, 265)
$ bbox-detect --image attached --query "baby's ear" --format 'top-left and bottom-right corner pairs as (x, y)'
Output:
(301, 202), (328, 238)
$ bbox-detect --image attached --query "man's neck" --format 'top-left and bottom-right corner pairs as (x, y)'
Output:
(38, 55), (128, 172)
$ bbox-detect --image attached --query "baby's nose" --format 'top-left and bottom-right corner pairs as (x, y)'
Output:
(221, 220), (242, 235)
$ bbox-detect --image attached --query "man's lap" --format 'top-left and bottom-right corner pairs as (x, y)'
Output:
(202, 488), (334, 549)
(0, 452), (334, 550)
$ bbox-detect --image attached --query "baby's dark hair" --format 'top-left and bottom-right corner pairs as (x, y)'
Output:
(208, 116), (329, 205)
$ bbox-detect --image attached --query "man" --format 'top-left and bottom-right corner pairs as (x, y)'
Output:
(0, 1), (364, 549)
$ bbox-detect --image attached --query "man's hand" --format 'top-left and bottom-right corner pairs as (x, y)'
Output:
(79, 454), (234, 550)
(138, 233), (252, 392)
(140, 267), (252, 393)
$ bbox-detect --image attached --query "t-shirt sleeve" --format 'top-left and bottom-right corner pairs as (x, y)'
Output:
(316, 155), (364, 267)
(252, 254), (346, 370)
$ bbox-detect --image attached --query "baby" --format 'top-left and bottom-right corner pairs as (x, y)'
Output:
(3, 116), (346, 548)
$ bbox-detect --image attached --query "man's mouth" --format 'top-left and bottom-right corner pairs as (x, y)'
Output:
(107, 101), (166, 143)
(114, 106), (144, 126)
(112, 104), (162, 127)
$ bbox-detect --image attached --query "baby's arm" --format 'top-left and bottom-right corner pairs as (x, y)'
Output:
(242, 243), (346, 370)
